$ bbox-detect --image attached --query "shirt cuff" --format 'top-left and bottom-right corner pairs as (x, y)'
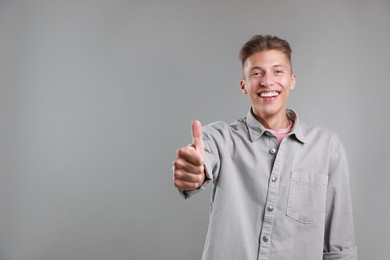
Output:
(323, 247), (358, 260)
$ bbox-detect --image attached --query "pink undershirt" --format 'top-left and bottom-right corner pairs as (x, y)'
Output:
(266, 120), (294, 144)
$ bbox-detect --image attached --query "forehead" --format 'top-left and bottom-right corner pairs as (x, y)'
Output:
(243, 50), (291, 71)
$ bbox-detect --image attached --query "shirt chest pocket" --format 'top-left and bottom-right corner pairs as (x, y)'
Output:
(286, 171), (329, 224)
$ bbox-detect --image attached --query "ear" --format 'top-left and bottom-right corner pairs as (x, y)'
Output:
(289, 74), (297, 90)
(240, 80), (248, 94)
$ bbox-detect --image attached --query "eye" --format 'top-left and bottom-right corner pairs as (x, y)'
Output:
(250, 71), (262, 77)
(275, 70), (284, 74)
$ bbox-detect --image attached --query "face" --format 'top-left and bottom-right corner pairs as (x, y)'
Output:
(240, 50), (296, 123)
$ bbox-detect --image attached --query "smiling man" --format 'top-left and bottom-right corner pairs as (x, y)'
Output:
(173, 35), (357, 260)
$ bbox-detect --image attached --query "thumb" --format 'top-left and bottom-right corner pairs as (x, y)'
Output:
(191, 120), (204, 151)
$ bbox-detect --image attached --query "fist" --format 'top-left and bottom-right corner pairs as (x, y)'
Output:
(173, 120), (206, 191)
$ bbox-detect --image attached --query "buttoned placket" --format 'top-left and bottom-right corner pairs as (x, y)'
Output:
(257, 133), (285, 260)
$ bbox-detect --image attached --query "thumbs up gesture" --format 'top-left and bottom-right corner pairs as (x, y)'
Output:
(173, 120), (206, 191)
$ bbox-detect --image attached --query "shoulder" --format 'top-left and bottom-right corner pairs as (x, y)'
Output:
(300, 122), (344, 152)
(202, 117), (247, 141)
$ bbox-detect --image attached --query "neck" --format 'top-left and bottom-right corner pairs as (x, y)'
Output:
(253, 110), (290, 130)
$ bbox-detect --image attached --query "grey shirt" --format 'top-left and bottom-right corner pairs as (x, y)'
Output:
(180, 109), (357, 260)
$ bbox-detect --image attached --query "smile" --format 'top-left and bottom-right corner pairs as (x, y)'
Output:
(258, 91), (279, 98)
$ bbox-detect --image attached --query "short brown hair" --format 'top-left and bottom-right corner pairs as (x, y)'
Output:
(239, 35), (292, 68)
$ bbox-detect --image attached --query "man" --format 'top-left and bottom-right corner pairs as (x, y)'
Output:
(173, 35), (357, 259)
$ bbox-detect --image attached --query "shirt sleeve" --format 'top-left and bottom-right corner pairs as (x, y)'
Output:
(323, 138), (358, 259)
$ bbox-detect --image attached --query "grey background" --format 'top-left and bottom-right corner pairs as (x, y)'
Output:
(0, 0), (389, 259)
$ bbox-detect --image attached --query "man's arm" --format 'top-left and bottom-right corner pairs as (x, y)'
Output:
(323, 141), (358, 259)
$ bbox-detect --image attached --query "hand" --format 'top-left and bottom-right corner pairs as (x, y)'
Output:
(173, 120), (206, 191)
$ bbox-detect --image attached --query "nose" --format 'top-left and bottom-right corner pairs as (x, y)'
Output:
(260, 73), (274, 87)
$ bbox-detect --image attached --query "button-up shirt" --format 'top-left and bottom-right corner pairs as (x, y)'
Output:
(180, 109), (357, 260)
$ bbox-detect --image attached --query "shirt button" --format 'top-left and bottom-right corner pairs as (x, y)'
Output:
(271, 176), (278, 183)
(262, 236), (269, 242)
(269, 148), (277, 154)
(267, 206), (274, 212)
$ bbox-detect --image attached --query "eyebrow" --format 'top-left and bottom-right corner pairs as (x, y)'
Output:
(272, 64), (287, 69)
(250, 64), (287, 71)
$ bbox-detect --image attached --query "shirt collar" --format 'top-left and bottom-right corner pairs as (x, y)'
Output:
(286, 109), (307, 143)
(246, 108), (307, 143)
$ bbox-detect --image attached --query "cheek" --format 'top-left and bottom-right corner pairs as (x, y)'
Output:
(278, 78), (293, 89)
(247, 79), (260, 90)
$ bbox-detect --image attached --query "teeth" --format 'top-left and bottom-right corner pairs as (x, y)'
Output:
(259, 92), (278, 97)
